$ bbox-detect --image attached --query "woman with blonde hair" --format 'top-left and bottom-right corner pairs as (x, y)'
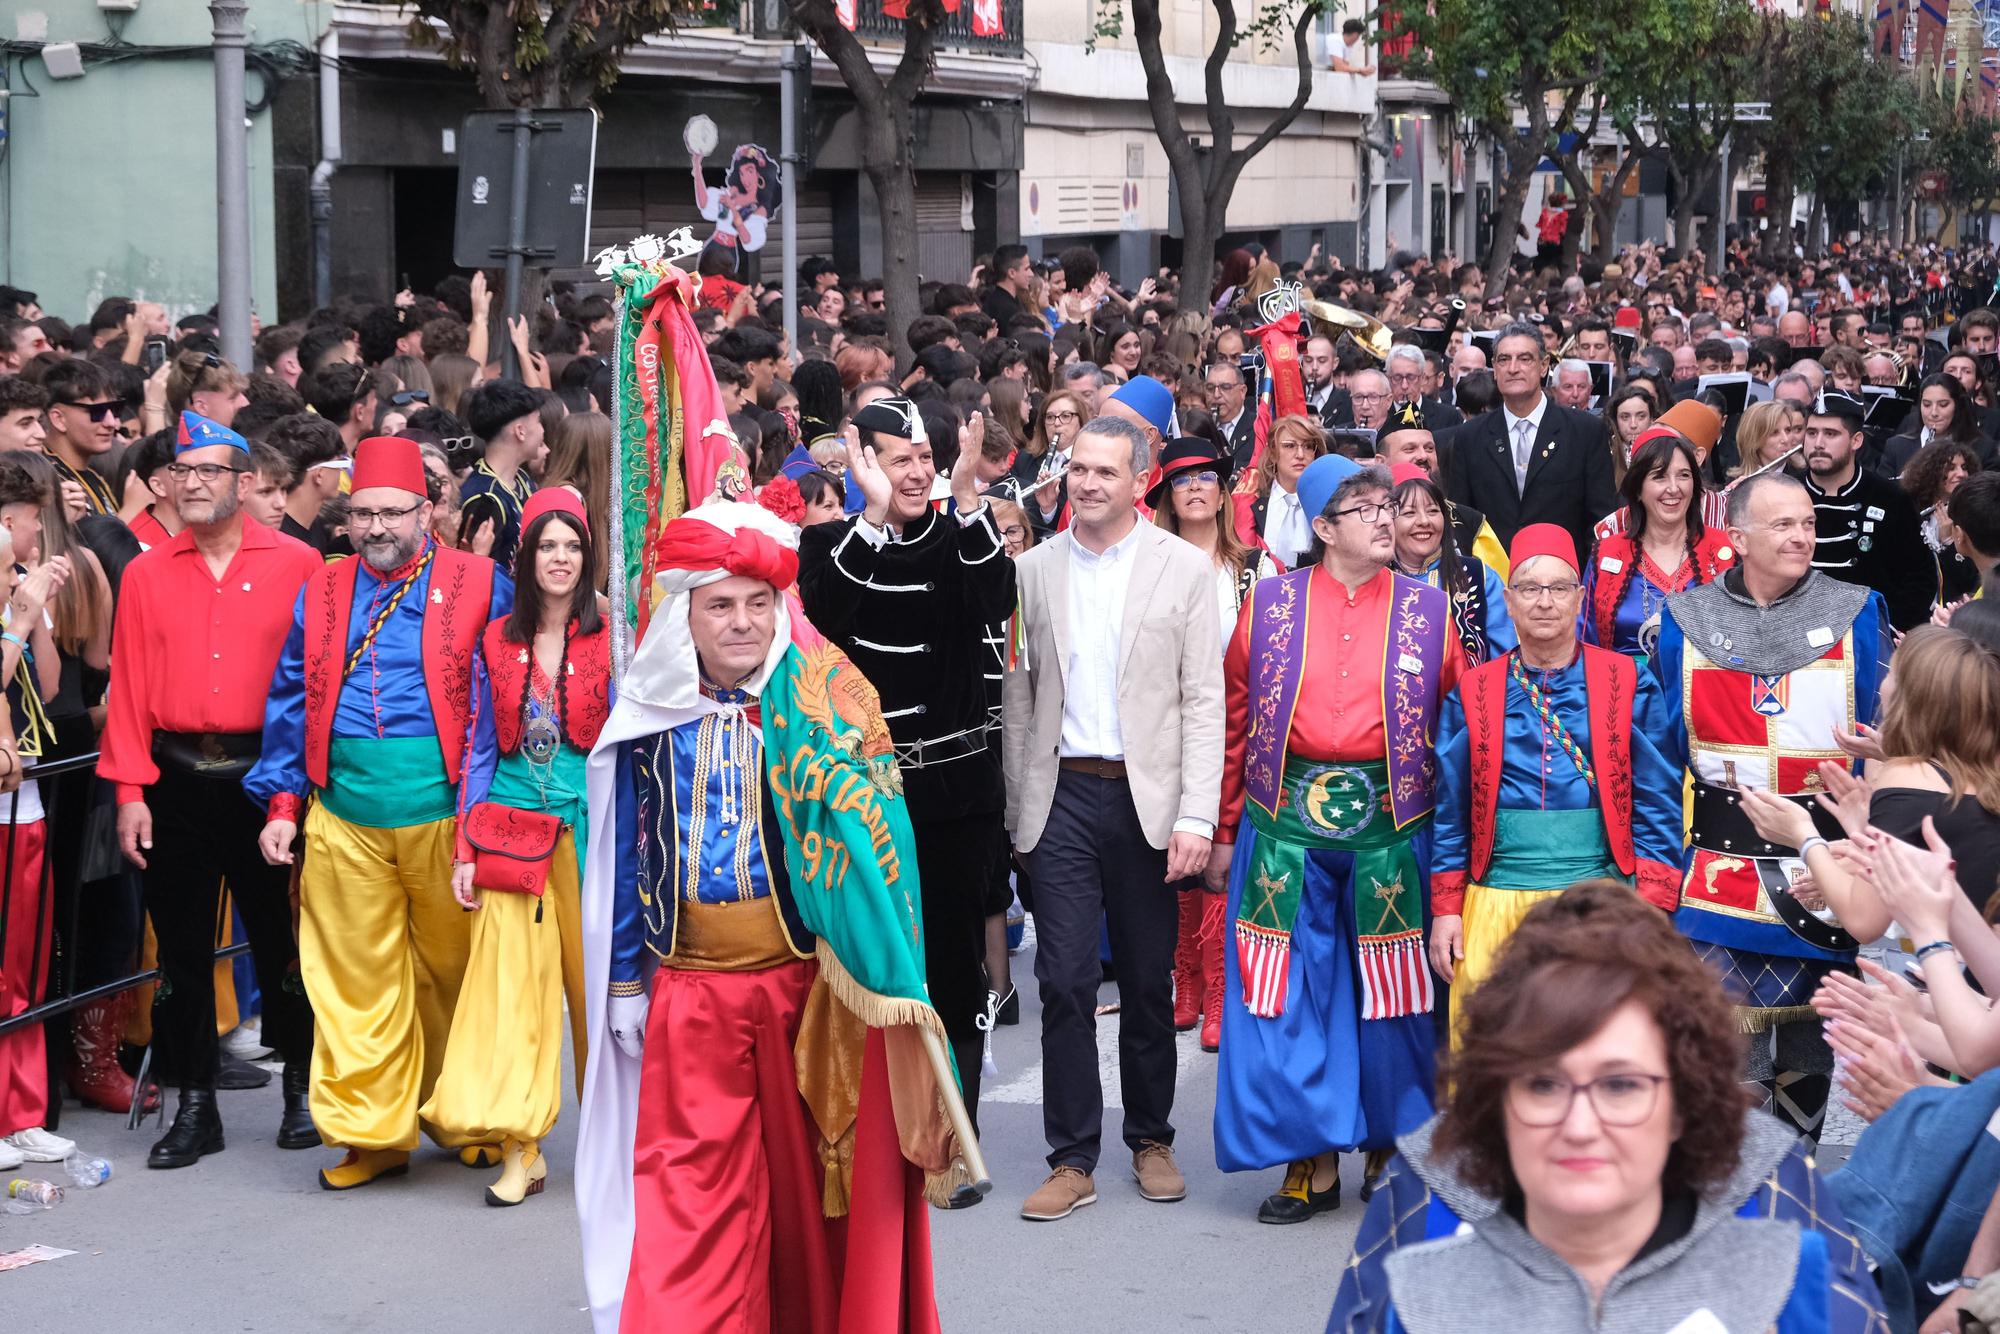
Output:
(428, 352), (481, 418)
(540, 410), (611, 584)
(1732, 400), (1806, 479)
(1229, 414), (1326, 566)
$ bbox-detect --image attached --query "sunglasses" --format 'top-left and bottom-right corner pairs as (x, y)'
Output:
(63, 400), (122, 423)
(390, 390), (430, 407)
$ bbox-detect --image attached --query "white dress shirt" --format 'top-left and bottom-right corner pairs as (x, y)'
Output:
(1059, 520), (1142, 760)
(1261, 485), (1309, 566)
(1503, 393), (1549, 494)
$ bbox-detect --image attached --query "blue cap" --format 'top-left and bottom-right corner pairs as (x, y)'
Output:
(777, 443), (818, 480)
(1107, 375), (1174, 437)
(175, 410), (248, 457)
(1295, 453), (1363, 528)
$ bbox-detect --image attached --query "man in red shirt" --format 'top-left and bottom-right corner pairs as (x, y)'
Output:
(101, 411), (325, 1170)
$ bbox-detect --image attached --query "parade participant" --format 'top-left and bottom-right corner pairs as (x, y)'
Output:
(1377, 400), (1507, 576)
(1328, 883), (1890, 1333)
(1004, 417), (1224, 1221)
(1800, 390), (1935, 631)
(248, 434), (513, 1189)
(575, 500), (958, 1333)
(103, 412), (325, 1168)
(421, 490), (609, 1206)
(1151, 436), (1280, 1052)
(1230, 414), (1326, 566)
(1212, 452), (1468, 1222)
(1581, 432), (1736, 660)
(1388, 464), (1514, 664)
(797, 395), (1015, 1173)
(458, 379), (543, 569)
(1429, 524), (1684, 1027)
(1651, 470), (1892, 1140)
(1589, 403), (1732, 542)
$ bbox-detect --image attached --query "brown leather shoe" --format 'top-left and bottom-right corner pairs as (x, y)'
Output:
(1132, 1140), (1186, 1202)
(1020, 1165), (1097, 1221)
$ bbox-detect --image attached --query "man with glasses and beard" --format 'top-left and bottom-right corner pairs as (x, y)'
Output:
(102, 412), (327, 1169)
(38, 358), (120, 515)
(248, 436), (513, 1191)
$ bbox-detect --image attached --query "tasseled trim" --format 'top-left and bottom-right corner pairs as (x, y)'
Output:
(1735, 1002), (1820, 1034)
(922, 1155), (974, 1208)
(818, 1124), (856, 1218)
(814, 941), (951, 1041)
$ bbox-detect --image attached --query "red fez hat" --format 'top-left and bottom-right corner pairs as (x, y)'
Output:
(1388, 462), (1430, 489)
(520, 486), (589, 537)
(1629, 424), (1684, 455)
(1509, 522), (1578, 575)
(351, 436), (428, 497)
(1613, 307), (1643, 329)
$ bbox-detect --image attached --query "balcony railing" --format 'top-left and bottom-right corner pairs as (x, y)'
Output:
(752, 0), (1024, 55)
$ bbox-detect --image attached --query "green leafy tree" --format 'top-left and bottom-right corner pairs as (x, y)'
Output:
(404, 0), (716, 108)
(1918, 101), (2000, 243)
(1398, 0), (1637, 291)
(1633, 0), (1768, 264)
(1087, 0), (1328, 296)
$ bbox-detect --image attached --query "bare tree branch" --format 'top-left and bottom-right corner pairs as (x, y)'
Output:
(787, 0), (887, 101)
(1223, 2), (1318, 180)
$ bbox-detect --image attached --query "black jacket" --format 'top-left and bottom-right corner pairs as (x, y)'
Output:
(1446, 398), (1620, 564)
(796, 505), (1017, 823)
(1804, 466), (1936, 632)
(1222, 408), (1258, 476)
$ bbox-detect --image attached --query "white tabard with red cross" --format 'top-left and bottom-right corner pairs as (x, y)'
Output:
(1678, 631), (1857, 932)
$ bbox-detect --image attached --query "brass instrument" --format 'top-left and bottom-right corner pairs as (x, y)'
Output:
(1301, 300), (1395, 362)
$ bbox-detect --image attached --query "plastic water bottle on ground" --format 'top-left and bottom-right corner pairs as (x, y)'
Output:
(4, 1178), (63, 1212)
(63, 1154), (111, 1188)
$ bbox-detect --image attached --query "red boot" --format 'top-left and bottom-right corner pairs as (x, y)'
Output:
(1199, 892), (1227, 1053)
(1172, 890), (1203, 1031)
(69, 991), (152, 1114)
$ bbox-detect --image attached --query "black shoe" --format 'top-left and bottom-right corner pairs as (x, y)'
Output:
(148, 1088), (224, 1169)
(1255, 1162), (1338, 1224)
(944, 1183), (984, 1210)
(1358, 1149), (1390, 1202)
(995, 986), (1019, 1027)
(276, 1062), (320, 1150)
(216, 1052), (272, 1091)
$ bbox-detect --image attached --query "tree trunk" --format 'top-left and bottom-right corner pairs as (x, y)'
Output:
(1484, 137), (1541, 295)
(863, 107), (924, 375)
(1668, 158), (1715, 263)
(1555, 154), (1592, 276)
(1761, 156), (1796, 261)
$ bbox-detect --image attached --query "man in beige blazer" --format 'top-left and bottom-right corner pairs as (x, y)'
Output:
(1002, 414), (1225, 1222)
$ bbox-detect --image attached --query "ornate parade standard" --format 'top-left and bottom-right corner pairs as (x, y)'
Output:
(596, 228), (750, 672)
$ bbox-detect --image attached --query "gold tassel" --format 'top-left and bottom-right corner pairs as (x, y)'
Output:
(1735, 1002), (1820, 1035)
(818, 1128), (855, 1219)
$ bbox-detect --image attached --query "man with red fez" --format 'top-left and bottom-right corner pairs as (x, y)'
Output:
(102, 410), (326, 1166)
(1211, 452), (1469, 1223)
(575, 500), (962, 1334)
(1428, 523), (1685, 1031)
(246, 434), (514, 1189)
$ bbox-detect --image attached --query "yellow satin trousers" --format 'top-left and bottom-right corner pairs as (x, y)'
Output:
(299, 806), (472, 1152)
(420, 833), (586, 1146)
(1449, 882), (1567, 1047)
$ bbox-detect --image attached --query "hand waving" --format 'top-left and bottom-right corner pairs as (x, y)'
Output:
(844, 427), (892, 525)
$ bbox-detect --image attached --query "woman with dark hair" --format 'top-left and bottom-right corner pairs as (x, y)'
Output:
(1903, 438), (1984, 603)
(1211, 248), (1255, 315)
(424, 490), (611, 1208)
(1389, 465), (1514, 662)
(794, 468), (846, 527)
(1329, 881), (1889, 1331)
(789, 358), (844, 443)
(1581, 431), (1734, 660)
(1013, 331), (1054, 396)
(1599, 382), (1657, 479)
(1093, 321), (1145, 383)
(1883, 372), (1990, 477)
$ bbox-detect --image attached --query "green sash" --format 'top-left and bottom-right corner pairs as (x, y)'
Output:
(1484, 808), (1622, 891)
(1236, 758), (1432, 1020)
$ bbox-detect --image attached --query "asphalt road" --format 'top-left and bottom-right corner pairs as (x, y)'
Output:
(2, 926), (1859, 1331)
(1, 936), (1361, 1333)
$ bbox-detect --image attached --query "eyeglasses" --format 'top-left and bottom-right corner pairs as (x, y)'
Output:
(1510, 580), (1582, 602)
(1170, 469), (1220, 490)
(1332, 501), (1390, 523)
(164, 461), (247, 482)
(1349, 392), (1388, 404)
(63, 400), (122, 423)
(999, 524), (1029, 541)
(390, 389), (430, 407)
(348, 502), (426, 528)
(1506, 1072), (1670, 1127)
(1045, 410), (1080, 424)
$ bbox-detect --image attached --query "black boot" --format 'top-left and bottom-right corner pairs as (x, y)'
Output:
(148, 1088), (224, 1170)
(276, 1063), (320, 1150)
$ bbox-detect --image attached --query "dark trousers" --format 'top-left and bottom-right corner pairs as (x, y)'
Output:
(913, 810), (1001, 1134)
(143, 772), (310, 1090)
(1030, 770), (1176, 1172)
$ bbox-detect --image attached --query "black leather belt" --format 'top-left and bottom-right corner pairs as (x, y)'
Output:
(152, 731), (262, 780)
(1690, 780), (1843, 859)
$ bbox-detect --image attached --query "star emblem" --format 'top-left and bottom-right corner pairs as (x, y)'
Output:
(431, 589), (444, 604)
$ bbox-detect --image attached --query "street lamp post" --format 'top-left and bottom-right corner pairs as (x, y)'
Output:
(211, 0), (253, 368)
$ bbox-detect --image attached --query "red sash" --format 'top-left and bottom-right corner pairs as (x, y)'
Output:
(480, 618), (613, 756)
(300, 545), (494, 789)
(1462, 644), (1637, 881)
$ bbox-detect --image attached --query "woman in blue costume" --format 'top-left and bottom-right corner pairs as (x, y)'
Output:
(1582, 431), (1734, 663)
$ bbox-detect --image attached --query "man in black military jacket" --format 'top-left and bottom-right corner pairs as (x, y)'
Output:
(1799, 391), (1936, 631)
(797, 396), (1016, 1196)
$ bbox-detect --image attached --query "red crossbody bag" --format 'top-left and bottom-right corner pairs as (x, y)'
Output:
(463, 802), (563, 897)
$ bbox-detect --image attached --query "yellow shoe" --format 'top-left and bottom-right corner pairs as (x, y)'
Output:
(457, 1143), (502, 1169)
(318, 1147), (411, 1191)
(484, 1139), (547, 1208)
